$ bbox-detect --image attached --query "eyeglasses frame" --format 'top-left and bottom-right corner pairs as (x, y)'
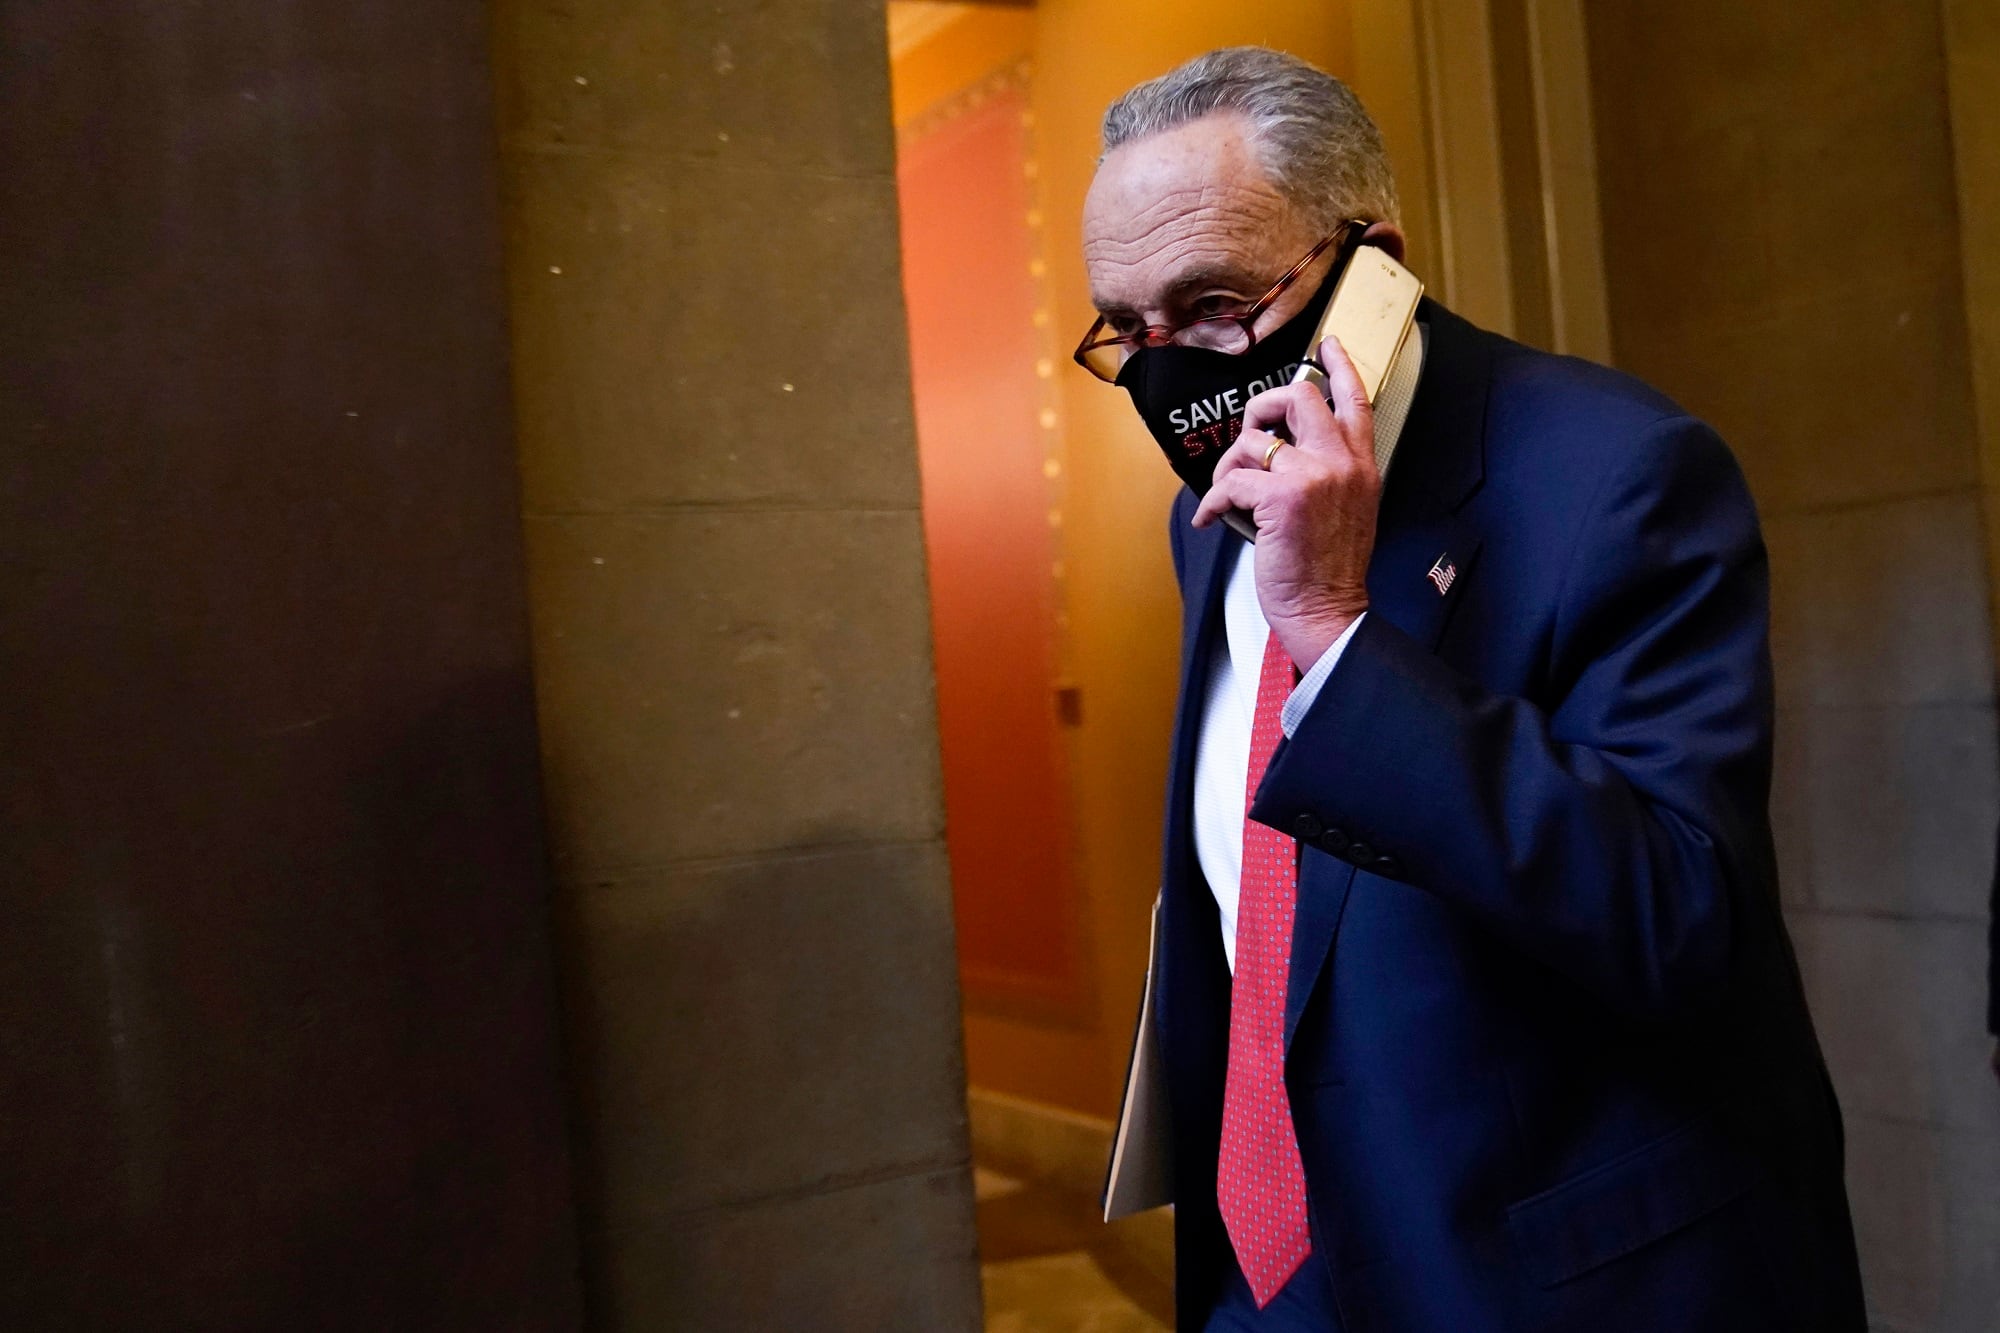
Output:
(1070, 220), (1368, 383)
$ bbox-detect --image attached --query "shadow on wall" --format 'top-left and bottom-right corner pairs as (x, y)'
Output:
(2, 630), (580, 1325)
(548, 816), (978, 1327)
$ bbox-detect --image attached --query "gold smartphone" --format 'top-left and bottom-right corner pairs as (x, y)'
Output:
(1298, 245), (1423, 404)
(1225, 245), (1424, 542)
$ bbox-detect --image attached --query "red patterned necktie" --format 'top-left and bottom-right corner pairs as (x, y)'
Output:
(1217, 630), (1313, 1307)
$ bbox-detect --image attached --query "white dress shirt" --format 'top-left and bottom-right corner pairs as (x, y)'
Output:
(1190, 326), (1428, 972)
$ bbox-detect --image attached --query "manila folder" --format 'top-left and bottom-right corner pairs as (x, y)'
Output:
(1102, 894), (1174, 1221)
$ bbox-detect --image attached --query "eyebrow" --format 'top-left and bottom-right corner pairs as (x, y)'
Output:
(1093, 261), (1263, 317)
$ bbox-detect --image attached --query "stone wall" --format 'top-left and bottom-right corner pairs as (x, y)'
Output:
(490, 1), (982, 1326)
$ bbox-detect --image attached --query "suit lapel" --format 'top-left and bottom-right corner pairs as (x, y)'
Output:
(1283, 301), (1496, 1054)
(1360, 299), (1495, 653)
(1159, 502), (1234, 923)
(1365, 512), (1483, 652)
(1166, 506), (1233, 827)
(1155, 503), (1237, 1104)
(1177, 513), (1232, 691)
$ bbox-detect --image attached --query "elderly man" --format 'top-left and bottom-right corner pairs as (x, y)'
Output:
(1081, 48), (1865, 1331)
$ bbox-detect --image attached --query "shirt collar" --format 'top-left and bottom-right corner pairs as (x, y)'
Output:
(1369, 320), (1427, 478)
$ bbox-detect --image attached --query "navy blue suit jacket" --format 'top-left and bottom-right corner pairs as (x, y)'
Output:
(1155, 300), (1865, 1331)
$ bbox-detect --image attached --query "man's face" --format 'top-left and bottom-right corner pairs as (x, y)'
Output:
(1082, 113), (1330, 346)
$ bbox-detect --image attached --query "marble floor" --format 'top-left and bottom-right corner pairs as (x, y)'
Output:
(974, 1166), (1174, 1332)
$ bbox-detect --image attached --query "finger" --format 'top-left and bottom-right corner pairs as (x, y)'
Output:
(1315, 335), (1376, 468)
(1207, 428), (1267, 489)
(1191, 463), (1283, 528)
(1226, 425), (1307, 477)
(1242, 380), (1345, 457)
(1206, 428), (1289, 504)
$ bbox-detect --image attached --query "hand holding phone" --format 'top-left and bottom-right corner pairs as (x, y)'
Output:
(1220, 246), (1423, 542)
(1193, 331), (1387, 668)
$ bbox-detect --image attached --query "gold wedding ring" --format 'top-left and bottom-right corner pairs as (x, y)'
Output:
(1260, 437), (1286, 470)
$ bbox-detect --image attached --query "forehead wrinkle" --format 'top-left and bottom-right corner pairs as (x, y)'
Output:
(1084, 191), (1299, 312)
(1104, 177), (1287, 249)
(1082, 122), (1309, 313)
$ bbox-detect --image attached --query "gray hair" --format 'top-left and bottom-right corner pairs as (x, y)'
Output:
(1100, 46), (1399, 230)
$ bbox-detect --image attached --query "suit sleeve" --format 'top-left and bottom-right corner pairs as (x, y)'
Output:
(1251, 417), (1771, 1022)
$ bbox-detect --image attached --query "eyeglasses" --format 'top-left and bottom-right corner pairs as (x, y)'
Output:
(1071, 222), (1360, 383)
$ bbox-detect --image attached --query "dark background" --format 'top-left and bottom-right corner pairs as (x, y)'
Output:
(0, 1), (583, 1323)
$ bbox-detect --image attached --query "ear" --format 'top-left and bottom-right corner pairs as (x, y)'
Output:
(1360, 221), (1408, 264)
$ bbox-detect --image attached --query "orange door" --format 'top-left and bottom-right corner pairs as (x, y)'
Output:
(897, 81), (1085, 1019)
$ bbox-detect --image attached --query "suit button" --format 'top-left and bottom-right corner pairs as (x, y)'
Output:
(1347, 841), (1373, 864)
(1318, 827), (1349, 855)
(1373, 855), (1402, 877)
(1293, 812), (1324, 839)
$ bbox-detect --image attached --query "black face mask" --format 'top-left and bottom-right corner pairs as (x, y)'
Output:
(1113, 252), (1345, 500)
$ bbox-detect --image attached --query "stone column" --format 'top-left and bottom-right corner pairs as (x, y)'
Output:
(490, 1), (982, 1326)
(0, 0), (582, 1324)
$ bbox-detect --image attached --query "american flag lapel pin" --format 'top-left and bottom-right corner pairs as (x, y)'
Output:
(1426, 552), (1458, 596)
